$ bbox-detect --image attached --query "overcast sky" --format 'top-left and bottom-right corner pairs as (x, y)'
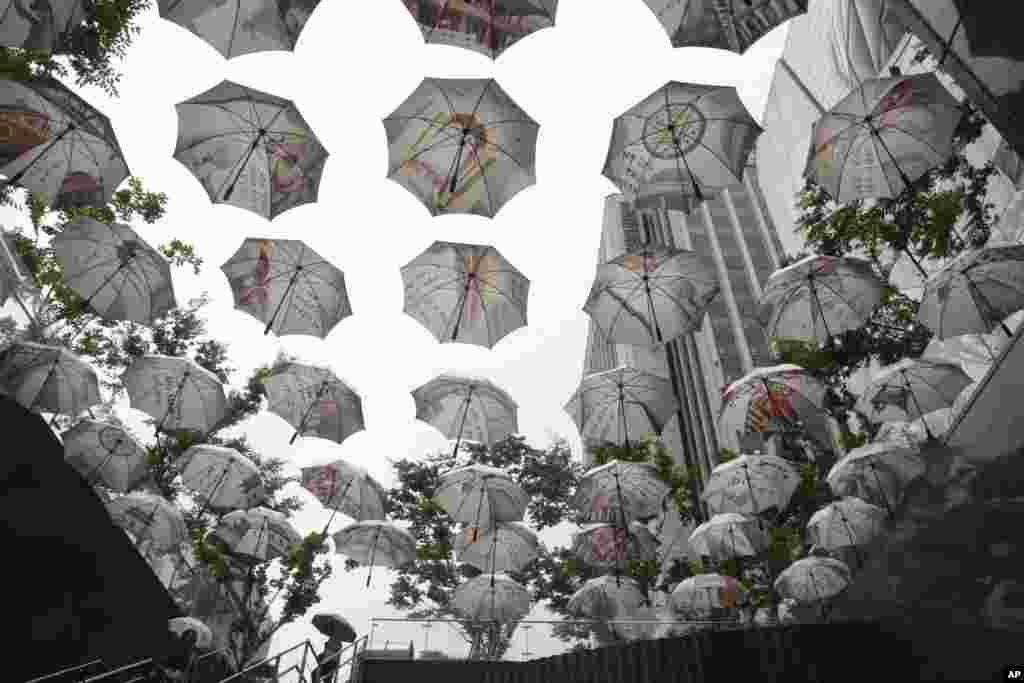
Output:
(3, 0), (790, 665)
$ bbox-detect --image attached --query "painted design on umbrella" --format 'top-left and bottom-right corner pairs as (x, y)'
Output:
(572, 460), (669, 524)
(454, 521), (539, 573)
(158, 0), (323, 58)
(300, 459), (386, 531)
(669, 573), (748, 616)
(0, 0), (90, 53)
(384, 78), (538, 218)
(401, 241), (529, 348)
(62, 419), (148, 492)
(122, 355), (228, 434)
(0, 341), (99, 417)
(174, 80), (328, 220)
(400, 0), (557, 60)
(0, 77), (128, 210)
(412, 373), (518, 458)
(642, 0), (808, 54)
(262, 362), (364, 445)
(719, 365), (831, 447)
(572, 521), (658, 569)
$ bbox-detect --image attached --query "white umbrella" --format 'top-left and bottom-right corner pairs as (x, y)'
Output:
(122, 355), (228, 434)
(875, 409), (956, 446)
(52, 216), (176, 325)
(669, 573), (748, 616)
(774, 557), (851, 604)
(855, 358), (973, 438)
(571, 521), (658, 569)
(573, 460), (669, 524)
(106, 492), (188, 552)
(757, 255), (884, 347)
(567, 575), (645, 618)
(210, 507), (302, 565)
(412, 373), (518, 458)
(563, 365), (679, 448)
(701, 454), (800, 517)
(452, 573), (531, 623)
(157, 0), (322, 58)
(640, 0), (808, 54)
(434, 464), (528, 529)
(168, 616), (213, 649)
(262, 362), (364, 445)
(688, 513), (768, 561)
(0, 341), (99, 417)
(177, 444), (265, 512)
(62, 420), (148, 492)
(300, 459), (386, 528)
(332, 521), (416, 587)
(827, 441), (926, 515)
(454, 522), (539, 574)
(807, 497), (886, 553)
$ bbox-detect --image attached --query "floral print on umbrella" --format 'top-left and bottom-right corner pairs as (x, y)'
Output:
(746, 381), (797, 432)
(620, 251), (659, 274)
(302, 464), (339, 502)
(588, 525), (627, 564)
(461, 251), (499, 323)
(236, 240), (273, 312)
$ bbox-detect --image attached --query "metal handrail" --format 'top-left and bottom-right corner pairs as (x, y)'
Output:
(80, 658), (154, 683)
(217, 639), (317, 683)
(24, 659), (105, 683)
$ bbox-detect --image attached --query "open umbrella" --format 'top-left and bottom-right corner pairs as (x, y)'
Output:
(211, 507), (302, 564)
(122, 355), (228, 434)
(702, 453), (800, 517)
(688, 512), (767, 561)
(807, 497), (886, 554)
(106, 491), (188, 552)
(0, 341), (99, 417)
(454, 521), (538, 573)
(805, 73), (962, 203)
(262, 362), (364, 446)
(573, 460), (669, 524)
(757, 255), (885, 348)
(312, 613), (356, 643)
(220, 237), (351, 338)
(0, 0), (89, 52)
(564, 365), (679, 448)
(333, 521), (416, 587)
(0, 76), (128, 210)
(177, 444), (265, 513)
(0, 229), (31, 309)
(400, 241), (529, 349)
(669, 573), (748, 616)
(52, 216), (177, 325)
(452, 573), (531, 623)
(918, 245), (1024, 339)
(567, 575), (645, 618)
(602, 81), (762, 207)
(158, 0), (323, 58)
(401, 0), (557, 60)
(582, 245), (720, 347)
(62, 419), (148, 492)
(827, 441), (926, 516)
(168, 616), (214, 649)
(434, 464), (528, 529)
(174, 80), (328, 220)
(383, 77), (538, 217)
(718, 364), (830, 445)
(301, 459), (386, 530)
(855, 358), (972, 435)
(774, 556), (851, 605)
(642, 0), (807, 53)
(412, 373), (517, 458)
(571, 521), (658, 569)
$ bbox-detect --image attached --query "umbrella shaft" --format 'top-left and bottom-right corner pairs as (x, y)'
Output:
(6, 124), (75, 185)
(265, 272), (300, 335)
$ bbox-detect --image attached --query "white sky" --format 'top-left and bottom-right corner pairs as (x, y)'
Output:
(4, 0), (791, 666)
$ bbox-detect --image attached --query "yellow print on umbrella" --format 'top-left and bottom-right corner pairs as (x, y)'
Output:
(399, 111), (497, 212)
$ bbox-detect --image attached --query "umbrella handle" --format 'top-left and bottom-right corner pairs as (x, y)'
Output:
(264, 271), (300, 336)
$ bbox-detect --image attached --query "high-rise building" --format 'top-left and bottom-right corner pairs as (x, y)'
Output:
(582, 154), (787, 474)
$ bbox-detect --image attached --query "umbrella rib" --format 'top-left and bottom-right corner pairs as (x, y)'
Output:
(877, 122), (950, 163)
(175, 130), (253, 158)
(830, 124), (870, 199)
(601, 280), (657, 341)
(468, 138), (498, 218)
(430, 78), (459, 120)
(867, 129), (899, 197)
(386, 127), (466, 176)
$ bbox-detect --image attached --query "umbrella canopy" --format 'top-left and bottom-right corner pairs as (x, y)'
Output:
(62, 419), (148, 492)
(567, 575), (645, 618)
(300, 459), (386, 522)
(688, 512), (767, 561)
(602, 81), (762, 206)
(174, 80), (328, 220)
(564, 365), (679, 448)
(0, 230), (31, 308)
(434, 464), (528, 528)
(0, 341), (99, 417)
(826, 441), (926, 515)
(805, 73), (962, 203)
(157, 0), (323, 58)
(401, 0), (558, 60)
(400, 241), (529, 349)
(922, 334), (999, 381)
(757, 255), (885, 347)
(0, 0), (88, 52)
(333, 521), (417, 586)
(454, 521), (539, 573)
(0, 76), (128, 210)
(451, 573), (531, 623)
(177, 444), (265, 511)
(383, 77), (538, 217)
(855, 358), (972, 426)
(168, 616), (214, 649)
(875, 408), (956, 446)
(582, 245), (720, 346)
(918, 245), (1024, 339)
(106, 492), (188, 552)
(571, 521), (658, 569)
(642, 0), (807, 53)
(312, 613), (356, 643)
(702, 453), (800, 517)
(573, 460), (669, 524)
(718, 364), (830, 444)
(262, 362), (364, 445)
(52, 216), (176, 325)
(220, 237), (351, 338)
(412, 373), (517, 453)
(669, 573), (748, 615)
(122, 355), (228, 434)
(210, 507), (302, 564)
(807, 497), (886, 552)
(774, 557), (851, 604)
